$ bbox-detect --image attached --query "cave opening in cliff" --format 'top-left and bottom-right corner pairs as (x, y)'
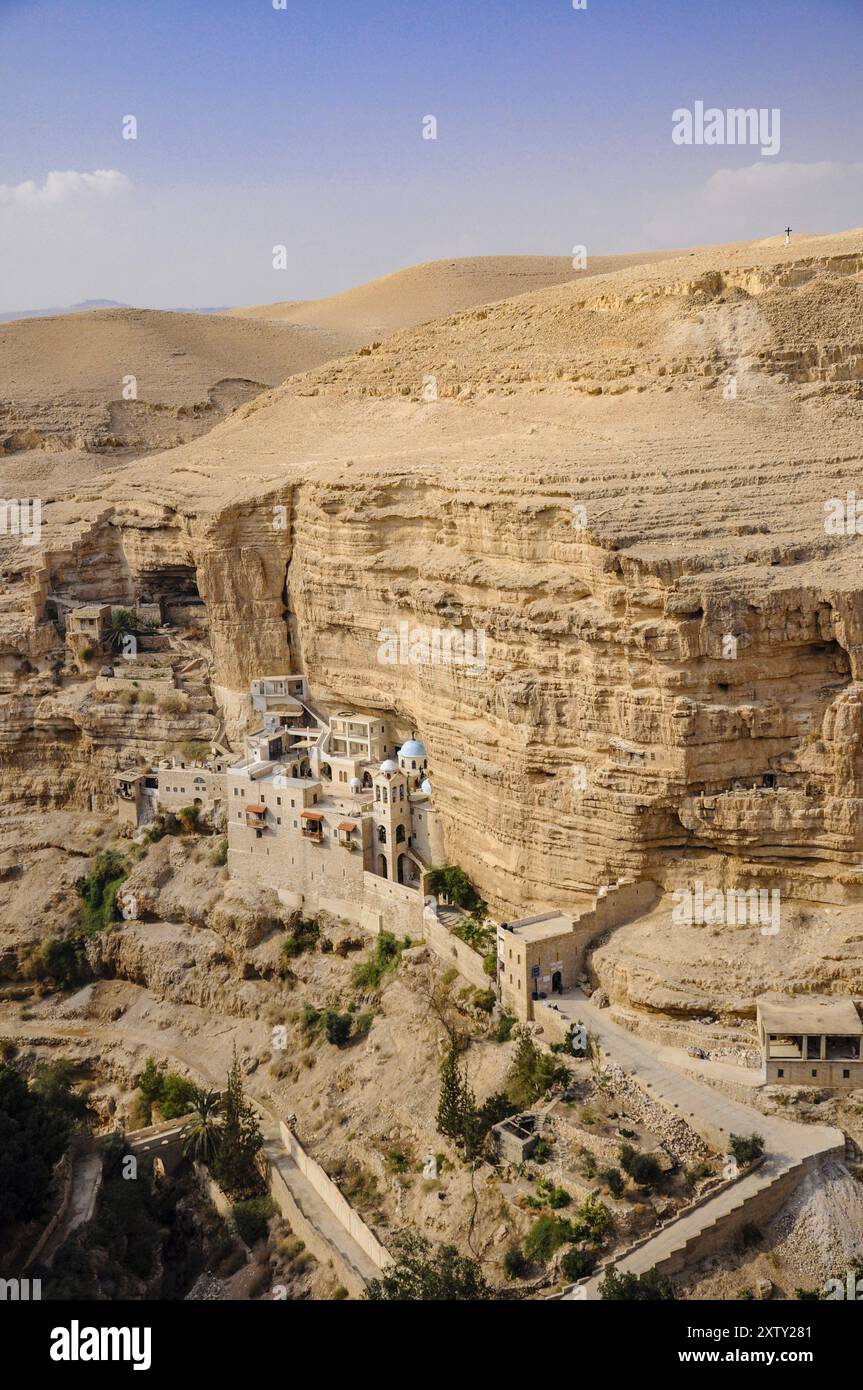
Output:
(136, 565), (203, 627)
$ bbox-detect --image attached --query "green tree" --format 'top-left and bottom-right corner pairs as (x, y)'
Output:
(74, 851), (128, 933)
(436, 1038), (467, 1144)
(425, 865), (486, 914)
(0, 1063), (71, 1232)
(365, 1230), (493, 1300)
(729, 1133), (765, 1168)
(505, 1026), (564, 1106)
(211, 1049), (264, 1200)
(599, 1265), (675, 1300)
(181, 1088), (223, 1165)
(31, 1059), (92, 1127)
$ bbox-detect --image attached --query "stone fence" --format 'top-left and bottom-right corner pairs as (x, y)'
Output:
(279, 1122), (391, 1271)
(422, 901), (490, 990)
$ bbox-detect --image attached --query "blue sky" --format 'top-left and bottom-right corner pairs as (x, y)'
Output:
(1, 0), (861, 307)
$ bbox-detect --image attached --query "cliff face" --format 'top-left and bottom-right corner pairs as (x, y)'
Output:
(4, 231), (863, 922)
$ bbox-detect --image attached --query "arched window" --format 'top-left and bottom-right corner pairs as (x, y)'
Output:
(396, 824), (406, 843)
(399, 785), (404, 800)
(377, 825), (387, 844)
(375, 785), (380, 800)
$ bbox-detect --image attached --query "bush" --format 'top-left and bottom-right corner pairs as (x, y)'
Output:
(21, 935), (90, 989)
(232, 1196), (276, 1246)
(210, 838), (228, 867)
(472, 988), (496, 1013)
(599, 1265), (675, 1301)
(75, 851), (128, 933)
(561, 1246), (595, 1281)
(569, 1194), (613, 1247)
(352, 931), (404, 991)
(495, 1013), (516, 1043)
(0, 1062), (71, 1230)
(157, 1074), (197, 1120)
(729, 1133), (765, 1168)
(506, 1026), (568, 1106)
(602, 1167), (625, 1199)
(523, 1214), (574, 1264)
(282, 916), (320, 960)
(425, 865), (486, 914)
(323, 1011), (352, 1048)
(503, 1243), (527, 1280)
(620, 1144), (663, 1190)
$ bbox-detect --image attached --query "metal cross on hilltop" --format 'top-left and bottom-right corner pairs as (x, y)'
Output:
(784, 226), (792, 246)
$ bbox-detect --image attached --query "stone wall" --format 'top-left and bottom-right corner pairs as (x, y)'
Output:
(422, 903), (490, 989)
(279, 1123), (391, 1271)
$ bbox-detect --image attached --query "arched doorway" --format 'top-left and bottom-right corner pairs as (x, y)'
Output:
(320, 763), (332, 781)
(397, 853), (407, 884)
(362, 770), (373, 788)
(379, 854), (388, 879)
(552, 970), (562, 994)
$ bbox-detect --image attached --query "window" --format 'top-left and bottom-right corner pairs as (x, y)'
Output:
(844, 1069), (851, 1079)
(811, 1069), (818, 1078)
(778, 1068), (784, 1078)
(277, 797), (281, 805)
(399, 785), (404, 800)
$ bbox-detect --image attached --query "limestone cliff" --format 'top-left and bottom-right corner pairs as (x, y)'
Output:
(4, 230), (863, 927)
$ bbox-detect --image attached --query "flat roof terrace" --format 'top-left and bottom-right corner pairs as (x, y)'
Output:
(757, 995), (863, 1036)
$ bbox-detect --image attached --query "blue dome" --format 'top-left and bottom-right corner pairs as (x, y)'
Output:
(379, 758), (399, 774)
(399, 739), (426, 758)
(420, 778), (432, 795)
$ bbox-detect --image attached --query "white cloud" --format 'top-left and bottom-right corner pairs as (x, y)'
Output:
(703, 160), (863, 211)
(0, 169), (131, 207)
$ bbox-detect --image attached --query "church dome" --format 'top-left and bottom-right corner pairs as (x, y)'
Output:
(420, 778), (432, 795)
(399, 739), (427, 759)
(379, 758), (399, 775)
(349, 777), (362, 793)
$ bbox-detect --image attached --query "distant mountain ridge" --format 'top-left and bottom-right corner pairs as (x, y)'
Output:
(0, 300), (228, 324)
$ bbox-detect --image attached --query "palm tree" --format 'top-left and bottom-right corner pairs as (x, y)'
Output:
(106, 608), (140, 653)
(181, 1087), (223, 1165)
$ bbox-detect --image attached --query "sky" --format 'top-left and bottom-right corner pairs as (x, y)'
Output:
(0, 0), (861, 310)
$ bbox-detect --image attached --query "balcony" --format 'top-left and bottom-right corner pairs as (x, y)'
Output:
(245, 803), (267, 828)
(337, 819), (358, 849)
(301, 811), (324, 841)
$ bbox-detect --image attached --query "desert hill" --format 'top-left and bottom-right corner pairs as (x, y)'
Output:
(227, 250), (684, 340)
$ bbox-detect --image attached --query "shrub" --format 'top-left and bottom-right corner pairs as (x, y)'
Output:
(495, 1013), (516, 1043)
(472, 988), (496, 1013)
(323, 1011), (352, 1048)
(599, 1265), (675, 1301)
(569, 1194), (613, 1247)
(620, 1144), (663, 1190)
(282, 916), (320, 960)
(506, 1026), (568, 1106)
(365, 1230), (492, 1301)
(352, 931), (403, 990)
(523, 1214), (574, 1264)
(503, 1243), (527, 1280)
(210, 837), (229, 867)
(602, 1167), (625, 1199)
(157, 1073), (197, 1120)
(729, 1133), (765, 1168)
(232, 1196), (276, 1246)
(75, 851), (128, 933)
(21, 935), (90, 989)
(425, 865), (486, 914)
(561, 1246), (595, 1281)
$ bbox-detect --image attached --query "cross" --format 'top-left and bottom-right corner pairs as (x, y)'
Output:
(784, 226), (792, 246)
